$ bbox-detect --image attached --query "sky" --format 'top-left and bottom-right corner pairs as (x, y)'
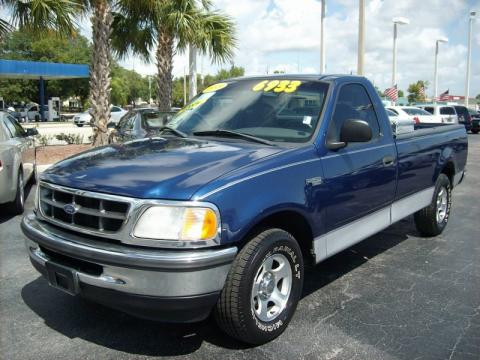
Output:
(110, 0), (480, 98)
(1, 0), (479, 98)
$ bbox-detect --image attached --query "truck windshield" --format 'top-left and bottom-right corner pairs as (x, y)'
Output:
(167, 79), (329, 144)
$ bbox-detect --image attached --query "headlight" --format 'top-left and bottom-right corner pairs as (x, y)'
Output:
(133, 206), (219, 241)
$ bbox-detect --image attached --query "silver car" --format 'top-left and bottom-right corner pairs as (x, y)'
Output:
(0, 111), (38, 214)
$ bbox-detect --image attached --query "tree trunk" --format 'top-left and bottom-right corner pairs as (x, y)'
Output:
(156, 27), (174, 112)
(90, 0), (112, 147)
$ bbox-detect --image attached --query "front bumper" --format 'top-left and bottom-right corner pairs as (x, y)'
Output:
(22, 213), (237, 322)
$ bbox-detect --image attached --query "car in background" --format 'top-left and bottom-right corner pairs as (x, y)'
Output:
(5, 109), (26, 123)
(385, 108), (415, 135)
(109, 108), (178, 143)
(452, 105), (472, 132)
(73, 105), (127, 127)
(0, 111), (38, 214)
(416, 104), (458, 124)
(469, 108), (480, 134)
(386, 106), (442, 124)
(19, 104), (59, 122)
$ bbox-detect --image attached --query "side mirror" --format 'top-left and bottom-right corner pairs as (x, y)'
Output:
(326, 119), (372, 150)
(25, 128), (38, 137)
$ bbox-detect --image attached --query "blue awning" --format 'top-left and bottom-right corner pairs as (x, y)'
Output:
(0, 59), (89, 80)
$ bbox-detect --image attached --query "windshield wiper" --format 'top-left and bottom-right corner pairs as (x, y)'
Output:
(193, 129), (275, 146)
(158, 126), (188, 138)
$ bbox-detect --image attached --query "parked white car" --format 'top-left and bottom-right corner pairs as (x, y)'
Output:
(386, 106), (443, 124)
(20, 104), (59, 122)
(73, 106), (127, 127)
(415, 105), (458, 124)
(386, 108), (415, 135)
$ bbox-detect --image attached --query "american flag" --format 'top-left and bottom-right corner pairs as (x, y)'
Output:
(437, 89), (449, 102)
(385, 85), (398, 102)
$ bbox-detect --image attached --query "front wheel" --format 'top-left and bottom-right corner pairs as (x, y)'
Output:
(414, 174), (451, 236)
(76, 124), (84, 127)
(215, 228), (304, 345)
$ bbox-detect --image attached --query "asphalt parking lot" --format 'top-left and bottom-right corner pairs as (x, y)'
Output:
(1, 135), (479, 360)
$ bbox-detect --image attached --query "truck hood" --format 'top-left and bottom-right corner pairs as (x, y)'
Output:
(40, 137), (282, 199)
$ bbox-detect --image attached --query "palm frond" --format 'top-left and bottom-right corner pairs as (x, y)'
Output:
(192, 11), (236, 64)
(0, 17), (13, 41)
(111, 11), (155, 62)
(5, 0), (82, 36)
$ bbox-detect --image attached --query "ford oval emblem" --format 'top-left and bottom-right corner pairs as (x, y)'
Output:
(63, 203), (78, 215)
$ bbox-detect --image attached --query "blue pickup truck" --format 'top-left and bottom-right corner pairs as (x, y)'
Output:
(22, 75), (468, 344)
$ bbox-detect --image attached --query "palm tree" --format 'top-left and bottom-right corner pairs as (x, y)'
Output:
(112, 0), (236, 112)
(87, 0), (114, 146)
(2, 0), (116, 146)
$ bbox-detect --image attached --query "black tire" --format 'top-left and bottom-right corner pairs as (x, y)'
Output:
(76, 124), (84, 127)
(472, 130), (479, 134)
(8, 171), (25, 215)
(414, 174), (451, 236)
(215, 228), (304, 345)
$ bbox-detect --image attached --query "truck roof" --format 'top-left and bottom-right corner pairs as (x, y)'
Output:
(227, 74), (367, 82)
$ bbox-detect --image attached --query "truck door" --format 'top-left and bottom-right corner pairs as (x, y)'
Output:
(321, 83), (397, 251)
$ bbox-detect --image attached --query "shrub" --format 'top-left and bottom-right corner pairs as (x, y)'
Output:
(35, 134), (52, 146)
(55, 133), (84, 145)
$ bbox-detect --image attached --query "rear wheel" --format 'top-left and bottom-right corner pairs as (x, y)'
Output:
(215, 228), (304, 344)
(414, 174), (451, 236)
(471, 129), (478, 134)
(76, 124), (84, 127)
(8, 171), (25, 215)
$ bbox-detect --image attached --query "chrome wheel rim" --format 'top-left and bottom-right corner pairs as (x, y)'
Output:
(436, 187), (448, 223)
(251, 253), (292, 322)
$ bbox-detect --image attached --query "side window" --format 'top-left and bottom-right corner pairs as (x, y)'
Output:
(327, 84), (381, 144)
(440, 107), (455, 115)
(424, 107), (434, 114)
(111, 106), (121, 112)
(4, 116), (26, 137)
(388, 108), (399, 115)
(118, 113), (135, 130)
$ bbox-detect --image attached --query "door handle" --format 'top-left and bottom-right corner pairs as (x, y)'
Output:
(382, 155), (395, 166)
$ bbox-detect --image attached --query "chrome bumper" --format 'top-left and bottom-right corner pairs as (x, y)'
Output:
(22, 213), (237, 297)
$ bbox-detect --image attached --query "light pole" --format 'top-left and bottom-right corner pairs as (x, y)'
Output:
(392, 17), (409, 87)
(188, 45), (197, 101)
(357, 0), (365, 75)
(320, 0), (326, 73)
(465, 11), (476, 107)
(433, 37), (448, 100)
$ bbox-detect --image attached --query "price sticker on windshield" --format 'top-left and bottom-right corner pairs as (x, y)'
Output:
(203, 82), (228, 93)
(252, 80), (302, 93)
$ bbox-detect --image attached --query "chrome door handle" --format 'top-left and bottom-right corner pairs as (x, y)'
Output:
(382, 156), (395, 166)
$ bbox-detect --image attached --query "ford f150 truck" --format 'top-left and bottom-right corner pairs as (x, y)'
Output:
(22, 75), (468, 345)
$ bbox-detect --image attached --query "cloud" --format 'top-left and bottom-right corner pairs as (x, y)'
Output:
(76, 0), (479, 97)
(209, 0), (478, 96)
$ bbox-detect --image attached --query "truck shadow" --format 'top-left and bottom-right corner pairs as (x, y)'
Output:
(20, 217), (417, 355)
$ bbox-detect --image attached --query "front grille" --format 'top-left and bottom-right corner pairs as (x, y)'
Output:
(39, 183), (130, 233)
